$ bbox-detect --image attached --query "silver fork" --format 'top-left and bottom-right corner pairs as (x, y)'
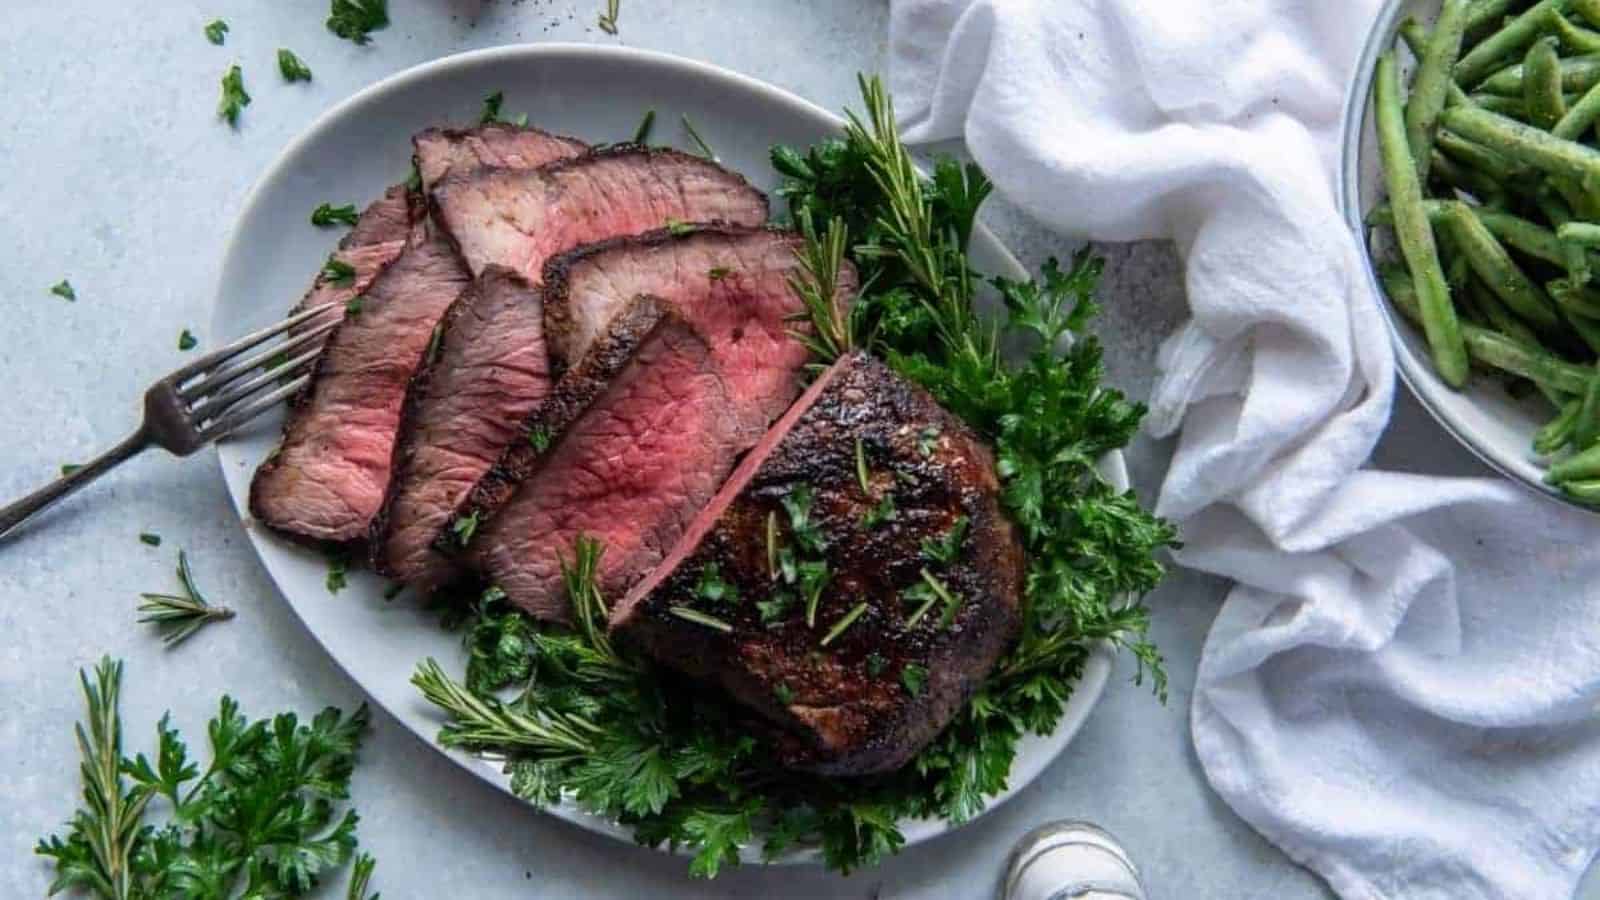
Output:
(0, 304), (341, 540)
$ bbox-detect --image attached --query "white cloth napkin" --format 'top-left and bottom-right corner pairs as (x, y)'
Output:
(886, 2), (1600, 897)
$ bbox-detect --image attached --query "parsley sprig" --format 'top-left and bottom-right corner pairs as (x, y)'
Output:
(327, 0), (389, 45)
(36, 657), (376, 898)
(217, 65), (250, 128)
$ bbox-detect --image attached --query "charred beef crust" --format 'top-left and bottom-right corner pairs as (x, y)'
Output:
(411, 122), (589, 191)
(430, 296), (671, 559)
(613, 352), (1024, 776)
(539, 223), (797, 376)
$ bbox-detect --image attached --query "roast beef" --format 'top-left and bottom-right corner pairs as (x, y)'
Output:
(429, 145), (768, 281)
(371, 266), (554, 586)
(250, 224), (473, 547)
(444, 296), (745, 621)
(542, 225), (859, 431)
(288, 185), (418, 343)
(413, 123), (588, 193)
(611, 352), (1024, 776)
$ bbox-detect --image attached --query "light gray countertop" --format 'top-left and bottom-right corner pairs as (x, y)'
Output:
(1, 2), (1592, 898)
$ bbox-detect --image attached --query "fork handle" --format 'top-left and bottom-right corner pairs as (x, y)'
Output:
(0, 428), (151, 541)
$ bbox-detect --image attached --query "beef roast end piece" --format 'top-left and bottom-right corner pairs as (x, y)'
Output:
(450, 296), (744, 622)
(412, 123), (588, 194)
(372, 266), (554, 585)
(612, 352), (1023, 775)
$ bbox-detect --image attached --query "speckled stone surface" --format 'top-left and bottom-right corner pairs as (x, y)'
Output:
(2, 3), (1595, 898)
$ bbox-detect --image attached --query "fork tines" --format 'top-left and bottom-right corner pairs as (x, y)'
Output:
(168, 303), (340, 439)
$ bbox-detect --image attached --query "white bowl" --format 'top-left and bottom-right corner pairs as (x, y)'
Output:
(1340, 0), (1592, 512)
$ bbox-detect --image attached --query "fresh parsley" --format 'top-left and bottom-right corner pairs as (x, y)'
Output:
(327, 0), (389, 45)
(664, 218), (694, 237)
(60, 464), (82, 477)
(528, 425), (553, 452)
(313, 202), (360, 227)
(694, 562), (737, 605)
(138, 550), (234, 645)
(479, 90), (528, 127)
(900, 663), (928, 697)
(50, 279), (76, 301)
(138, 533), (161, 547)
(177, 329), (198, 351)
(217, 64), (249, 128)
(452, 511), (480, 546)
(862, 492), (896, 529)
(708, 266), (730, 281)
(323, 256), (357, 285)
(36, 657), (376, 898)
(204, 18), (228, 45)
(278, 48), (314, 83)
(345, 297), (364, 315)
(920, 514), (968, 565)
(597, 0), (620, 35)
(326, 555), (349, 594)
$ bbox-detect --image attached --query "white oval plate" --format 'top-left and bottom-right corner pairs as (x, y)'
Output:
(212, 44), (1119, 865)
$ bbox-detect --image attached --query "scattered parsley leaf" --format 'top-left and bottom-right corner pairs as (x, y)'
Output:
(480, 90), (505, 124)
(452, 511), (479, 546)
(598, 0), (620, 35)
(900, 664), (928, 697)
(917, 426), (940, 457)
(326, 555), (349, 594)
(383, 582), (405, 601)
(865, 652), (887, 677)
(278, 48), (313, 82)
(708, 266), (730, 281)
(862, 493), (896, 529)
(177, 329), (198, 351)
(323, 256), (357, 285)
(528, 425), (552, 452)
(139, 533), (161, 547)
(217, 64), (250, 127)
(345, 297), (364, 315)
(772, 682), (793, 705)
(327, 0), (389, 45)
(60, 464), (82, 477)
(204, 19), (228, 45)
(50, 279), (76, 301)
(755, 590), (792, 625)
(920, 515), (968, 565)
(312, 202), (360, 227)
(695, 562), (737, 605)
(664, 218), (694, 237)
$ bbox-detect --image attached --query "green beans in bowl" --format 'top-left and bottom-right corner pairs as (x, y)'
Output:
(1344, 0), (1600, 510)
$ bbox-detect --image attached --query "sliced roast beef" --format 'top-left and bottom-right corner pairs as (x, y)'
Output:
(250, 224), (473, 547)
(542, 225), (859, 433)
(430, 145), (768, 282)
(412, 123), (588, 193)
(371, 267), (554, 586)
(288, 186), (418, 343)
(442, 296), (745, 621)
(612, 352), (1024, 776)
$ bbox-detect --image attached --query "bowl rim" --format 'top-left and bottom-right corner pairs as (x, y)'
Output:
(1337, 0), (1596, 515)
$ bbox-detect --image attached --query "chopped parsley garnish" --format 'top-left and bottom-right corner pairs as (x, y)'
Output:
(49, 279), (75, 301)
(597, 0), (620, 35)
(345, 297), (364, 315)
(681, 114), (716, 159)
(278, 49), (313, 82)
(204, 19), (228, 45)
(323, 256), (357, 285)
(326, 555), (349, 594)
(426, 323), (446, 365)
(217, 64), (250, 128)
(177, 329), (198, 351)
(772, 682), (793, 705)
(138, 549), (234, 645)
(312, 202), (359, 227)
(900, 663), (928, 697)
(327, 0), (389, 45)
(452, 511), (479, 546)
(708, 266), (730, 281)
(669, 606), (732, 633)
(37, 657), (375, 897)
(865, 652), (888, 677)
(383, 582), (406, 601)
(633, 108), (655, 144)
(664, 218), (694, 237)
(755, 590), (792, 625)
(139, 532), (162, 547)
(819, 602), (868, 647)
(900, 578), (939, 629)
(916, 426), (940, 457)
(479, 90), (505, 124)
(528, 425), (553, 452)
(695, 562), (737, 605)
(862, 493), (896, 530)
(797, 559), (830, 627)
(920, 515), (968, 565)
(60, 464), (82, 477)
(404, 161), (423, 192)
(779, 484), (826, 554)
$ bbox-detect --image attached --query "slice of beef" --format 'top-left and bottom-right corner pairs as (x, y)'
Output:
(250, 223), (473, 548)
(287, 185), (418, 345)
(445, 296), (745, 622)
(371, 266), (554, 586)
(412, 123), (589, 193)
(430, 145), (768, 282)
(612, 352), (1024, 776)
(542, 225), (859, 434)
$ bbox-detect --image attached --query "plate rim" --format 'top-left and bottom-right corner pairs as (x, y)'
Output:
(211, 42), (1121, 866)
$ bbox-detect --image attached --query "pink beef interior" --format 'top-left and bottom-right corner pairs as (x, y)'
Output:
(413, 124), (589, 194)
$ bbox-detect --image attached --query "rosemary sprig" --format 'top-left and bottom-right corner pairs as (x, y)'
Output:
(632, 108), (656, 144)
(819, 602), (868, 647)
(137, 550), (234, 646)
(681, 114), (717, 159)
(669, 607), (734, 633)
(412, 658), (595, 754)
(597, 0), (620, 34)
(787, 213), (855, 360)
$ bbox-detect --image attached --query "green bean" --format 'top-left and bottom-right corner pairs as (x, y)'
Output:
(1440, 201), (1561, 327)
(1478, 53), (1600, 95)
(1468, 93), (1530, 117)
(1411, 0), (1473, 179)
(1576, 362), (1600, 446)
(1430, 150), (1512, 205)
(1524, 37), (1568, 129)
(1401, 16), (1477, 110)
(1467, 0), (1518, 39)
(1553, 9), (1600, 52)
(1458, 0), (1573, 87)
(1472, 278), (1544, 344)
(1534, 187), (1594, 282)
(1535, 399), (1581, 454)
(1475, 208), (1569, 264)
(1559, 221), (1600, 246)
(1576, 0), (1600, 28)
(1547, 437), (1600, 480)
(1440, 105), (1600, 187)
(1558, 478), (1600, 502)
(1437, 130), (1528, 181)
(1553, 78), (1600, 138)
(1548, 276), (1600, 317)
(1378, 55), (1471, 387)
